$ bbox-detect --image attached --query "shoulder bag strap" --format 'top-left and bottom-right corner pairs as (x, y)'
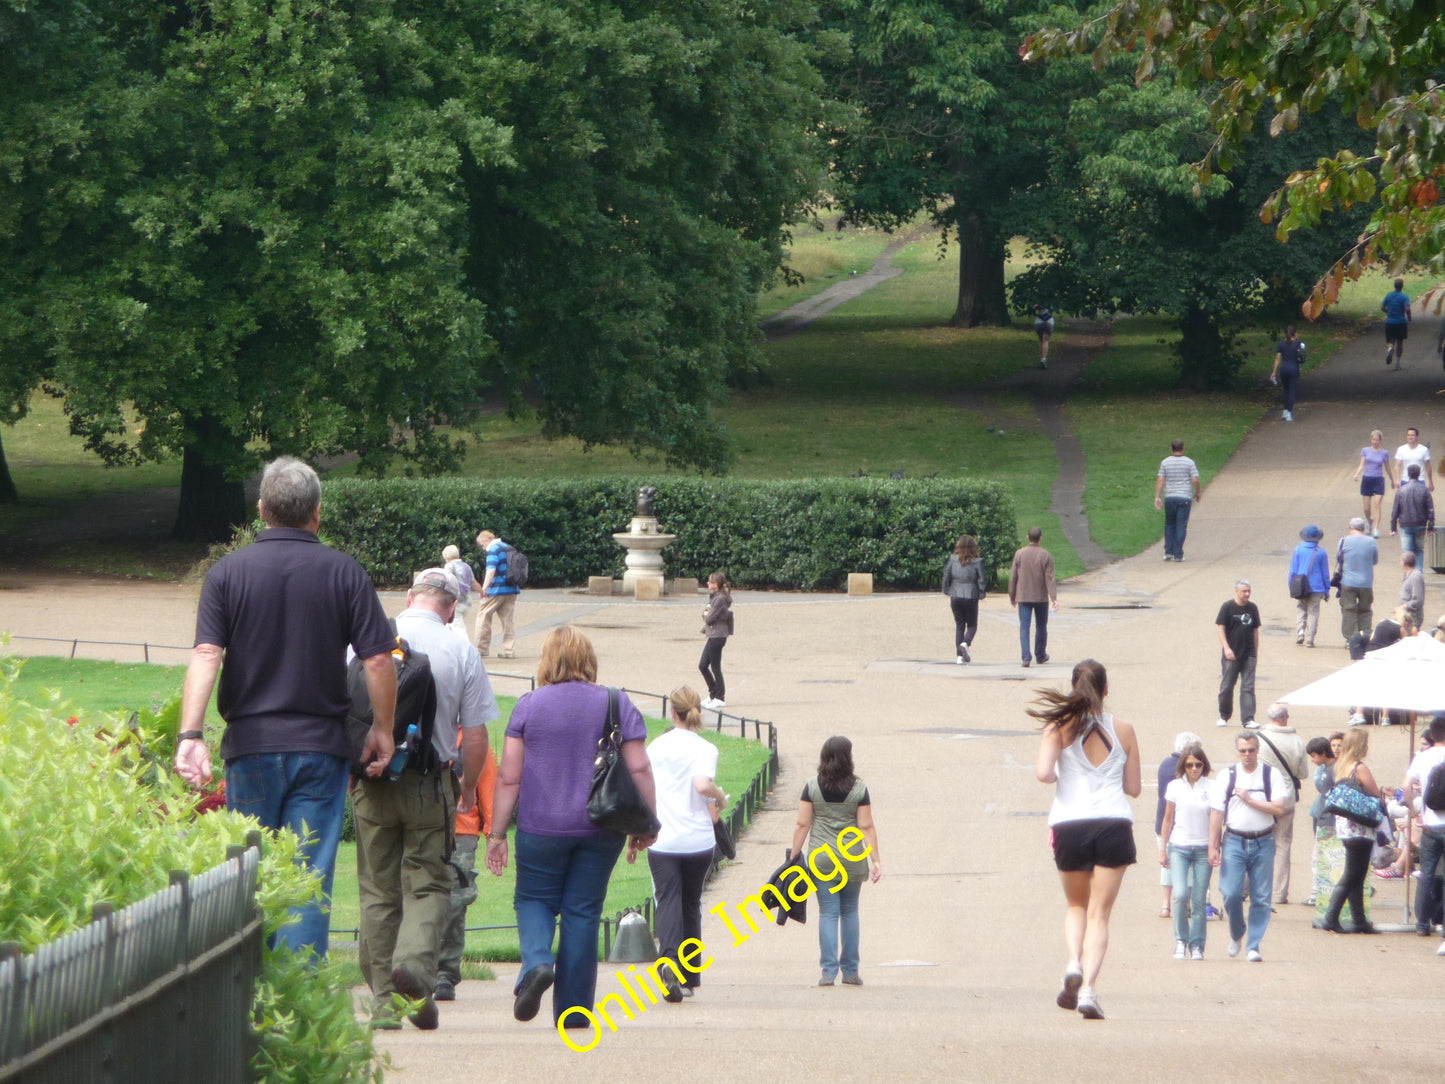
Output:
(1254, 732), (1300, 798)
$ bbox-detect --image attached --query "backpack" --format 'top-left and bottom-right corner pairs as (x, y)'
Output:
(345, 622), (439, 779)
(1425, 760), (1445, 813)
(1223, 763), (1273, 808)
(504, 544), (530, 588)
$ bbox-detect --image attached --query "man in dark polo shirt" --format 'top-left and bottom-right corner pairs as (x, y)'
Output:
(175, 456), (397, 959)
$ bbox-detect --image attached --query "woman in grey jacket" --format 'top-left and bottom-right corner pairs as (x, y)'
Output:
(942, 534), (987, 663)
(699, 571), (732, 708)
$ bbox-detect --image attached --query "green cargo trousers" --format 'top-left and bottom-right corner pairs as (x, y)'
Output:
(354, 770), (457, 997)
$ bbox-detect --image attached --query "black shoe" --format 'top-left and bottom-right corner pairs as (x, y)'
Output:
(1319, 917), (1347, 934)
(434, 979), (456, 1002)
(514, 964), (555, 1022)
(663, 975), (684, 1003)
(391, 964), (440, 1030)
(1352, 923), (1380, 934)
(1037, 654), (1050, 664)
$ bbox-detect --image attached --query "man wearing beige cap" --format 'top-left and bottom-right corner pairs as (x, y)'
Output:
(356, 566), (500, 1029)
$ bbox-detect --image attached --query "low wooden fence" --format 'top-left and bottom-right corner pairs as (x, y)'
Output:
(0, 834), (264, 1084)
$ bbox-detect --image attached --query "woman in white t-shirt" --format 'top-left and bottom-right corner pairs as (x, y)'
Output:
(1159, 743), (1214, 960)
(639, 686), (728, 1000)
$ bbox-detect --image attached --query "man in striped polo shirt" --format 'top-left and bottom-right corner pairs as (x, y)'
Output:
(1154, 439), (1202, 562)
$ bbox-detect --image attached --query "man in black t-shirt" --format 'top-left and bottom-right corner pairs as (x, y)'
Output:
(1215, 580), (1262, 729)
(175, 457), (397, 960)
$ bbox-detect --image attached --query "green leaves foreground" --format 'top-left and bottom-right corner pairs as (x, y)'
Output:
(0, 656), (385, 1084)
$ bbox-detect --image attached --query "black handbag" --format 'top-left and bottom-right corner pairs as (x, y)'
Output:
(1289, 573), (1310, 599)
(587, 687), (661, 836)
(713, 816), (736, 860)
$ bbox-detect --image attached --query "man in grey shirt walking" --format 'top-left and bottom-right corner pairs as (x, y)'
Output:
(1336, 517), (1378, 643)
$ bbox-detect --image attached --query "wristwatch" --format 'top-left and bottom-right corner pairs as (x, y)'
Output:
(178, 730), (204, 742)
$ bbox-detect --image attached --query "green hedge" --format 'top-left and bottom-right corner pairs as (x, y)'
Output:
(320, 476), (1017, 591)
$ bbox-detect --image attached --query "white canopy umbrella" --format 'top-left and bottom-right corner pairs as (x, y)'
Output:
(1277, 634), (1445, 713)
(1277, 634), (1445, 926)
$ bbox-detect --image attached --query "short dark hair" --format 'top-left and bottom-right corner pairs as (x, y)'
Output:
(1429, 718), (1445, 745)
(1404, 551), (1418, 568)
(1027, 527), (1043, 543)
(1235, 733), (1259, 752)
(1171, 439), (1184, 453)
(1409, 464), (1422, 479)
(1306, 736), (1333, 758)
(1395, 277), (1405, 290)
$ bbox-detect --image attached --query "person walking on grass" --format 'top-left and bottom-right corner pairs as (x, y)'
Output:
(1269, 325), (1305, 421)
(1215, 580), (1261, 729)
(1382, 277), (1411, 369)
(1009, 527), (1058, 668)
(1033, 659), (1141, 1021)
(1154, 439), (1201, 562)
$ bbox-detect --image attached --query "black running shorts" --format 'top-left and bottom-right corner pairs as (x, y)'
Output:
(1050, 817), (1138, 871)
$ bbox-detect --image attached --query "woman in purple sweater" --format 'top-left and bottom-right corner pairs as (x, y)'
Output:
(486, 626), (657, 1028)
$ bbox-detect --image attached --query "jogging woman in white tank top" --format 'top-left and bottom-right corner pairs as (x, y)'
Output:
(1032, 659), (1141, 1020)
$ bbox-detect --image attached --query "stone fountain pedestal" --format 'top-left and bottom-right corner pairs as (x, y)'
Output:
(613, 516), (676, 596)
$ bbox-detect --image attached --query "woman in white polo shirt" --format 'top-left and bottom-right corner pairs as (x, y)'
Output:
(1159, 743), (1214, 960)
(640, 686), (728, 1000)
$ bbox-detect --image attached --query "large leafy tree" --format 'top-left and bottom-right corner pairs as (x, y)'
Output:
(463, 0), (827, 465)
(3, 0), (827, 538)
(1027, 0), (1445, 312)
(816, 0), (1081, 327)
(1012, 76), (1372, 387)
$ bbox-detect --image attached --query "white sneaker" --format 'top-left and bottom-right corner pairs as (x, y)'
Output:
(1228, 938), (1242, 958)
(1247, 949), (1263, 963)
(1243, 720), (1260, 730)
(1217, 718), (1230, 728)
(1349, 713), (1368, 726)
(1190, 947), (1204, 961)
(1372, 528), (1380, 538)
(959, 643), (970, 663)
(955, 655), (965, 665)
(1437, 940), (1445, 957)
(1174, 940), (1186, 960)
(712, 700), (726, 710)
(1282, 410), (1292, 421)
(701, 698), (718, 709)
(1076, 987), (1104, 1020)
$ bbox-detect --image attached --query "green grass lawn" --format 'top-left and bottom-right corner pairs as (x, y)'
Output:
(4, 656), (226, 733)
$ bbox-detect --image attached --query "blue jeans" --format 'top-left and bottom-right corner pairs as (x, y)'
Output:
(815, 879), (862, 978)
(1168, 844), (1211, 951)
(1017, 602), (1049, 662)
(1400, 525), (1425, 562)
(514, 830), (625, 1024)
(1415, 827), (1445, 933)
(1163, 496), (1192, 559)
(1218, 833), (1274, 952)
(226, 752), (349, 959)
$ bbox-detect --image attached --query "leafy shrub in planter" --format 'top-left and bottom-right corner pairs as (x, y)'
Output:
(0, 658), (385, 1084)
(321, 476), (1017, 590)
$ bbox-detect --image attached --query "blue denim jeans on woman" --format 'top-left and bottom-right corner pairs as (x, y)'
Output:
(1168, 844), (1212, 951)
(225, 751), (350, 959)
(815, 879), (863, 979)
(514, 830), (625, 1024)
(1218, 833), (1274, 952)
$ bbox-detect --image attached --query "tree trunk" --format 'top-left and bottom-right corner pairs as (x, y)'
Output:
(0, 432), (17, 503)
(950, 210), (1010, 328)
(172, 416), (247, 542)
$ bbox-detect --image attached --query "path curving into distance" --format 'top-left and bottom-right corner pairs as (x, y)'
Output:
(764, 232), (1115, 570)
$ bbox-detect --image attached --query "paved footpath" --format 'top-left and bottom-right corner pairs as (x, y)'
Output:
(3, 323), (1445, 1081)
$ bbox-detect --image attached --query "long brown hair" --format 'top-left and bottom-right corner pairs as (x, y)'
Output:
(817, 736), (856, 792)
(954, 534), (980, 561)
(1027, 659), (1108, 745)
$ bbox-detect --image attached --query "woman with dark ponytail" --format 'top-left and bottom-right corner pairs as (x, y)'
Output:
(1032, 659), (1140, 1020)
